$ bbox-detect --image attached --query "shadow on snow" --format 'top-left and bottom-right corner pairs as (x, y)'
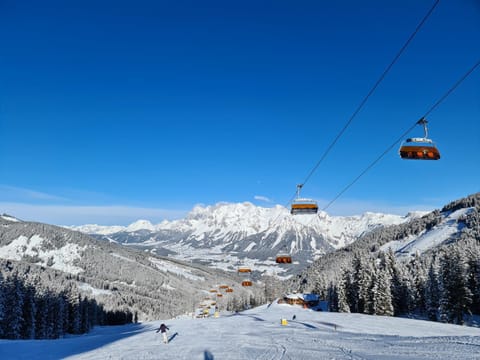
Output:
(204, 350), (214, 360)
(0, 323), (145, 360)
(230, 313), (265, 322)
(168, 332), (179, 343)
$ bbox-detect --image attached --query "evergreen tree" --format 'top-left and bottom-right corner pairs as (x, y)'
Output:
(44, 290), (57, 339)
(336, 274), (350, 313)
(21, 283), (36, 339)
(67, 288), (81, 334)
(391, 264), (414, 316)
(439, 248), (472, 324)
(466, 244), (480, 315)
(408, 253), (427, 313)
(327, 283), (338, 312)
(372, 268), (394, 316)
(425, 261), (439, 321)
(351, 253), (371, 313)
(2, 273), (25, 339)
(80, 296), (89, 333)
(343, 270), (355, 313)
(0, 271), (5, 338)
(356, 258), (374, 314)
(35, 291), (48, 339)
(52, 293), (67, 338)
(58, 291), (70, 335)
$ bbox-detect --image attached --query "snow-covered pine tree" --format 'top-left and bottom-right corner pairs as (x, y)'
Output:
(371, 267), (394, 316)
(67, 287), (81, 334)
(52, 292), (67, 339)
(21, 282), (37, 339)
(465, 240), (480, 315)
(336, 278), (350, 313)
(327, 282), (339, 312)
(2, 272), (25, 339)
(34, 289), (48, 339)
(439, 247), (472, 324)
(80, 296), (90, 333)
(409, 252), (428, 313)
(425, 260), (439, 321)
(391, 264), (415, 316)
(45, 290), (58, 339)
(0, 271), (5, 338)
(380, 249), (408, 316)
(357, 257), (374, 314)
(341, 268), (354, 313)
(351, 253), (368, 313)
(366, 264), (378, 315)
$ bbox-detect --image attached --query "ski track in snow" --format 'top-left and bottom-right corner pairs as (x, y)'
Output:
(1, 302), (480, 360)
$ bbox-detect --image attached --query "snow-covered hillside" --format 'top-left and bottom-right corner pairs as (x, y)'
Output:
(0, 214), (20, 222)
(0, 216), (260, 321)
(68, 202), (418, 277)
(381, 207), (475, 258)
(0, 234), (85, 274)
(1, 301), (479, 360)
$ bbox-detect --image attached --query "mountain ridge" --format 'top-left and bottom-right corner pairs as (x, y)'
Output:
(68, 202), (422, 277)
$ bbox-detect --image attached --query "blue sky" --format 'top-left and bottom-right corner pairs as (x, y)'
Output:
(1, 0), (479, 225)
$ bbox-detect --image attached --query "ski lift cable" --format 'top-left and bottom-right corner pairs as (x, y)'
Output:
(268, 0), (440, 228)
(297, 0), (440, 194)
(422, 59), (480, 119)
(322, 58), (480, 212)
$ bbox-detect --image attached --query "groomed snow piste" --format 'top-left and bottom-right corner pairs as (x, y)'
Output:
(1, 301), (479, 359)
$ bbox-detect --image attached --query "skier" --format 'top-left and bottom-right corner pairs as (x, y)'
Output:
(156, 323), (170, 344)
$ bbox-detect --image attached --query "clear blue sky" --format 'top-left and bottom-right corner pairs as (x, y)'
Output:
(1, 0), (479, 225)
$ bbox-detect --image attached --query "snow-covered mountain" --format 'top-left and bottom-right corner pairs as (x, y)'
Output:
(71, 203), (415, 248)
(0, 215), (261, 321)
(69, 202), (420, 277)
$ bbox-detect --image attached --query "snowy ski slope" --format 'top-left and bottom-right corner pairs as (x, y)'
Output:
(1, 301), (479, 359)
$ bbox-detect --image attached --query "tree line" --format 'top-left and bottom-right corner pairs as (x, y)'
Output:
(324, 239), (480, 325)
(0, 270), (135, 340)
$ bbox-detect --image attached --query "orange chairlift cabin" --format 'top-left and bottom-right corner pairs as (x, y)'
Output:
(276, 247), (292, 264)
(241, 280), (253, 287)
(290, 184), (318, 215)
(219, 285), (229, 290)
(225, 288), (233, 293)
(399, 118), (440, 160)
(238, 262), (253, 286)
(237, 266), (252, 274)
